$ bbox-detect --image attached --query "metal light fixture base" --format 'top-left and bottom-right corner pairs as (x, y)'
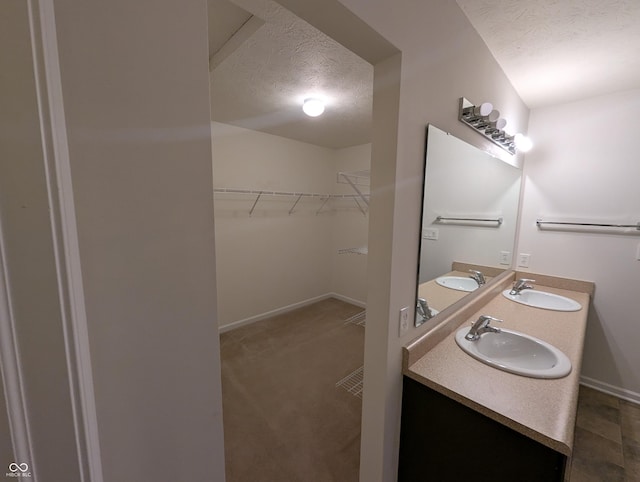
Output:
(458, 97), (516, 155)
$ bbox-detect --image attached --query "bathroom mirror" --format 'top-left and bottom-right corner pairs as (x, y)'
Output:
(416, 125), (522, 324)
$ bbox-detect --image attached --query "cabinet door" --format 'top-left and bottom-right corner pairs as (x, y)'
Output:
(399, 376), (566, 482)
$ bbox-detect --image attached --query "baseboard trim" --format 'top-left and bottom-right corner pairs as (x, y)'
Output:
(327, 292), (366, 309)
(580, 376), (640, 405)
(218, 292), (366, 333)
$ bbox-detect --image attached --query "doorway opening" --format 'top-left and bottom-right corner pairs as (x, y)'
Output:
(207, 0), (374, 479)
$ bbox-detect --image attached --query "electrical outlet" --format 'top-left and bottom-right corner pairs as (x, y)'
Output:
(422, 228), (439, 240)
(499, 251), (511, 265)
(399, 307), (409, 337)
(518, 253), (531, 268)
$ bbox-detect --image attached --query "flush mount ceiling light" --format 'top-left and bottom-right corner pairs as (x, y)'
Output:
(458, 97), (533, 155)
(302, 98), (325, 117)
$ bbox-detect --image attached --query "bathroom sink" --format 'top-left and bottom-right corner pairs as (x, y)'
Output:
(436, 276), (479, 292)
(502, 289), (582, 312)
(455, 327), (571, 379)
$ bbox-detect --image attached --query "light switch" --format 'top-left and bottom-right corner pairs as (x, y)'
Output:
(499, 251), (511, 265)
(518, 253), (531, 268)
(399, 307), (409, 337)
(636, 243), (640, 261)
(423, 228), (439, 240)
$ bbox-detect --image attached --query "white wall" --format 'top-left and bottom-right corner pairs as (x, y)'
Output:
(212, 123), (335, 326)
(516, 88), (640, 401)
(212, 122), (369, 327)
(52, 1), (225, 480)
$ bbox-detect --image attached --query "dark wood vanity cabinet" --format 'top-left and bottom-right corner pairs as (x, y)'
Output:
(398, 376), (567, 482)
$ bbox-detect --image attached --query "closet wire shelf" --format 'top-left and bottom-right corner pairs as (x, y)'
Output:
(338, 246), (368, 255)
(336, 366), (364, 399)
(213, 186), (370, 216)
(344, 310), (366, 327)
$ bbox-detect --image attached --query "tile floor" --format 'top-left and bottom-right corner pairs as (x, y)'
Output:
(219, 299), (640, 482)
(570, 385), (640, 481)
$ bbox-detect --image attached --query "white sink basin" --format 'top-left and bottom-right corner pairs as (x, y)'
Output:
(436, 276), (479, 292)
(455, 327), (572, 379)
(502, 289), (582, 312)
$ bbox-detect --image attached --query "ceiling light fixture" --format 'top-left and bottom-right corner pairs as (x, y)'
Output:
(302, 98), (325, 117)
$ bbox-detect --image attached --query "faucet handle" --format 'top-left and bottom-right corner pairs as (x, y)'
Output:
(468, 269), (486, 285)
(510, 279), (535, 295)
(465, 315), (502, 341)
(515, 278), (535, 285)
(475, 315), (503, 326)
(416, 297), (433, 325)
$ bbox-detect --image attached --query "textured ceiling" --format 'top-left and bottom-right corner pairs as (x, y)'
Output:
(209, 0), (373, 149)
(457, 0), (640, 108)
(209, 0), (640, 147)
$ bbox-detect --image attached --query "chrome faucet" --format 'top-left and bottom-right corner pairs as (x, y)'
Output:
(465, 315), (502, 341)
(416, 298), (433, 321)
(469, 269), (486, 286)
(509, 278), (535, 296)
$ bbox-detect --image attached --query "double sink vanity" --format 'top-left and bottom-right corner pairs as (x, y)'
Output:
(403, 124), (594, 481)
(400, 266), (593, 481)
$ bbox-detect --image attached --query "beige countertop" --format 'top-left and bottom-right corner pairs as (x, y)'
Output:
(405, 275), (591, 456)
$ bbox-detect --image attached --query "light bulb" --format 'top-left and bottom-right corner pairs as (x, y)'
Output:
(487, 109), (500, 122)
(514, 133), (533, 152)
(302, 98), (325, 117)
(478, 102), (493, 116)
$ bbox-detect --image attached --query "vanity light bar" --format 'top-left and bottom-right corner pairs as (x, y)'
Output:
(458, 98), (516, 155)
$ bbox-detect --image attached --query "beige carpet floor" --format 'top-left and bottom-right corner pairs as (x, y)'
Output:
(220, 298), (365, 482)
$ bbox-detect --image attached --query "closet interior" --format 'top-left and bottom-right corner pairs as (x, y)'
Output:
(211, 125), (371, 480)
(207, 0), (373, 479)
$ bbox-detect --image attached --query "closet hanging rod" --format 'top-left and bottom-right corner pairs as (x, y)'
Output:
(214, 187), (370, 216)
(213, 188), (368, 200)
(536, 219), (640, 230)
(214, 188), (328, 198)
(435, 215), (503, 225)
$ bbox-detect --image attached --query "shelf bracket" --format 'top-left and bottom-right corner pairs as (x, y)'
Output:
(339, 173), (370, 207)
(315, 196), (331, 215)
(249, 191), (263, 216)
(352, 197), (367, 216)
(288, 194), (303, 215)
